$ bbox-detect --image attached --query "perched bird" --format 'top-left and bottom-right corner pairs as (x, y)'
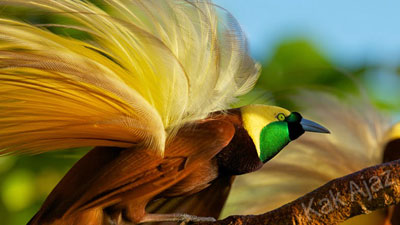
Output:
(0, 0), (329, 224)
(222, 92), (400, 225)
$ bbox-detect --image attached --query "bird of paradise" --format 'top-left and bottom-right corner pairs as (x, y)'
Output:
(0, 1), (329, 224)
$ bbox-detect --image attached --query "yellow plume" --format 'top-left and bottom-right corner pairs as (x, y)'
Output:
(0, 0), (259, 155)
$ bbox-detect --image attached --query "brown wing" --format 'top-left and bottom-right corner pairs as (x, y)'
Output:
(146, 175), (235, 224)
(32, 119), (235, 223)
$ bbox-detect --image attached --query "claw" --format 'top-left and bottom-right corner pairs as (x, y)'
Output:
(177, 214), (216, 224)
(141, 213), (216, 224)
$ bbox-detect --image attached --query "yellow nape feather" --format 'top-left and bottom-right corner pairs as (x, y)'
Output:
(240, 105), (291, 157)
(384, 122), (400, 144)
(0, 0), (259, 155)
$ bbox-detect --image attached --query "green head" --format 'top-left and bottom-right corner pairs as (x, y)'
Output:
(241, 105), (329, 163)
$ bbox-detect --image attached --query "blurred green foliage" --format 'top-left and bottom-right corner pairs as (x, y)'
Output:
(240, 39), (400, 116)
(1, 3), (400, 225)
(0, 149), (89, 225)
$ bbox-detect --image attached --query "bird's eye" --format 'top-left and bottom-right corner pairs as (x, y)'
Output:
(277, 113), (285, 121)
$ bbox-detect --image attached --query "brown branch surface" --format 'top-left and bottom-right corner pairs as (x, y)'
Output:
(196, 159), (400, 225)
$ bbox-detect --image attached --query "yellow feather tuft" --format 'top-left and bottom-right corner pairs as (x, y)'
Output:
(384, 122), (400, 144)
(0, 0), (259, 155)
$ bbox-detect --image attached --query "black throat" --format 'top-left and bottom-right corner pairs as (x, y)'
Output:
(213, 109), (263, 176)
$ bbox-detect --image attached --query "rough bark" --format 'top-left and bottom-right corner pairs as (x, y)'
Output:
(384, 139), (400, 224)
(196, 159), (400, 225)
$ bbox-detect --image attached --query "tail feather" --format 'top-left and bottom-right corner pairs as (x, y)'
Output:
(28, 209), (104, 225)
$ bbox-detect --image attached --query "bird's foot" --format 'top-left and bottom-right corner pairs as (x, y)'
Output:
(140, 213), (216, 224)
(176, 214), (216, 225)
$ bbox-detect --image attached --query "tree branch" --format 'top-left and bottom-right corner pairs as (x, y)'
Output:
(196, 159), (400, 225)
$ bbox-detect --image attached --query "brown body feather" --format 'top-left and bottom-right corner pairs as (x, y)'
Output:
(28, 110), (260, 225)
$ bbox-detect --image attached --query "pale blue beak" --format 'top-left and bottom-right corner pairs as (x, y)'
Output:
(300, 118), (330, 133)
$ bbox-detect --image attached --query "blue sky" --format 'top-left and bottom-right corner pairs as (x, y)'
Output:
(213, 0), (400, 67)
